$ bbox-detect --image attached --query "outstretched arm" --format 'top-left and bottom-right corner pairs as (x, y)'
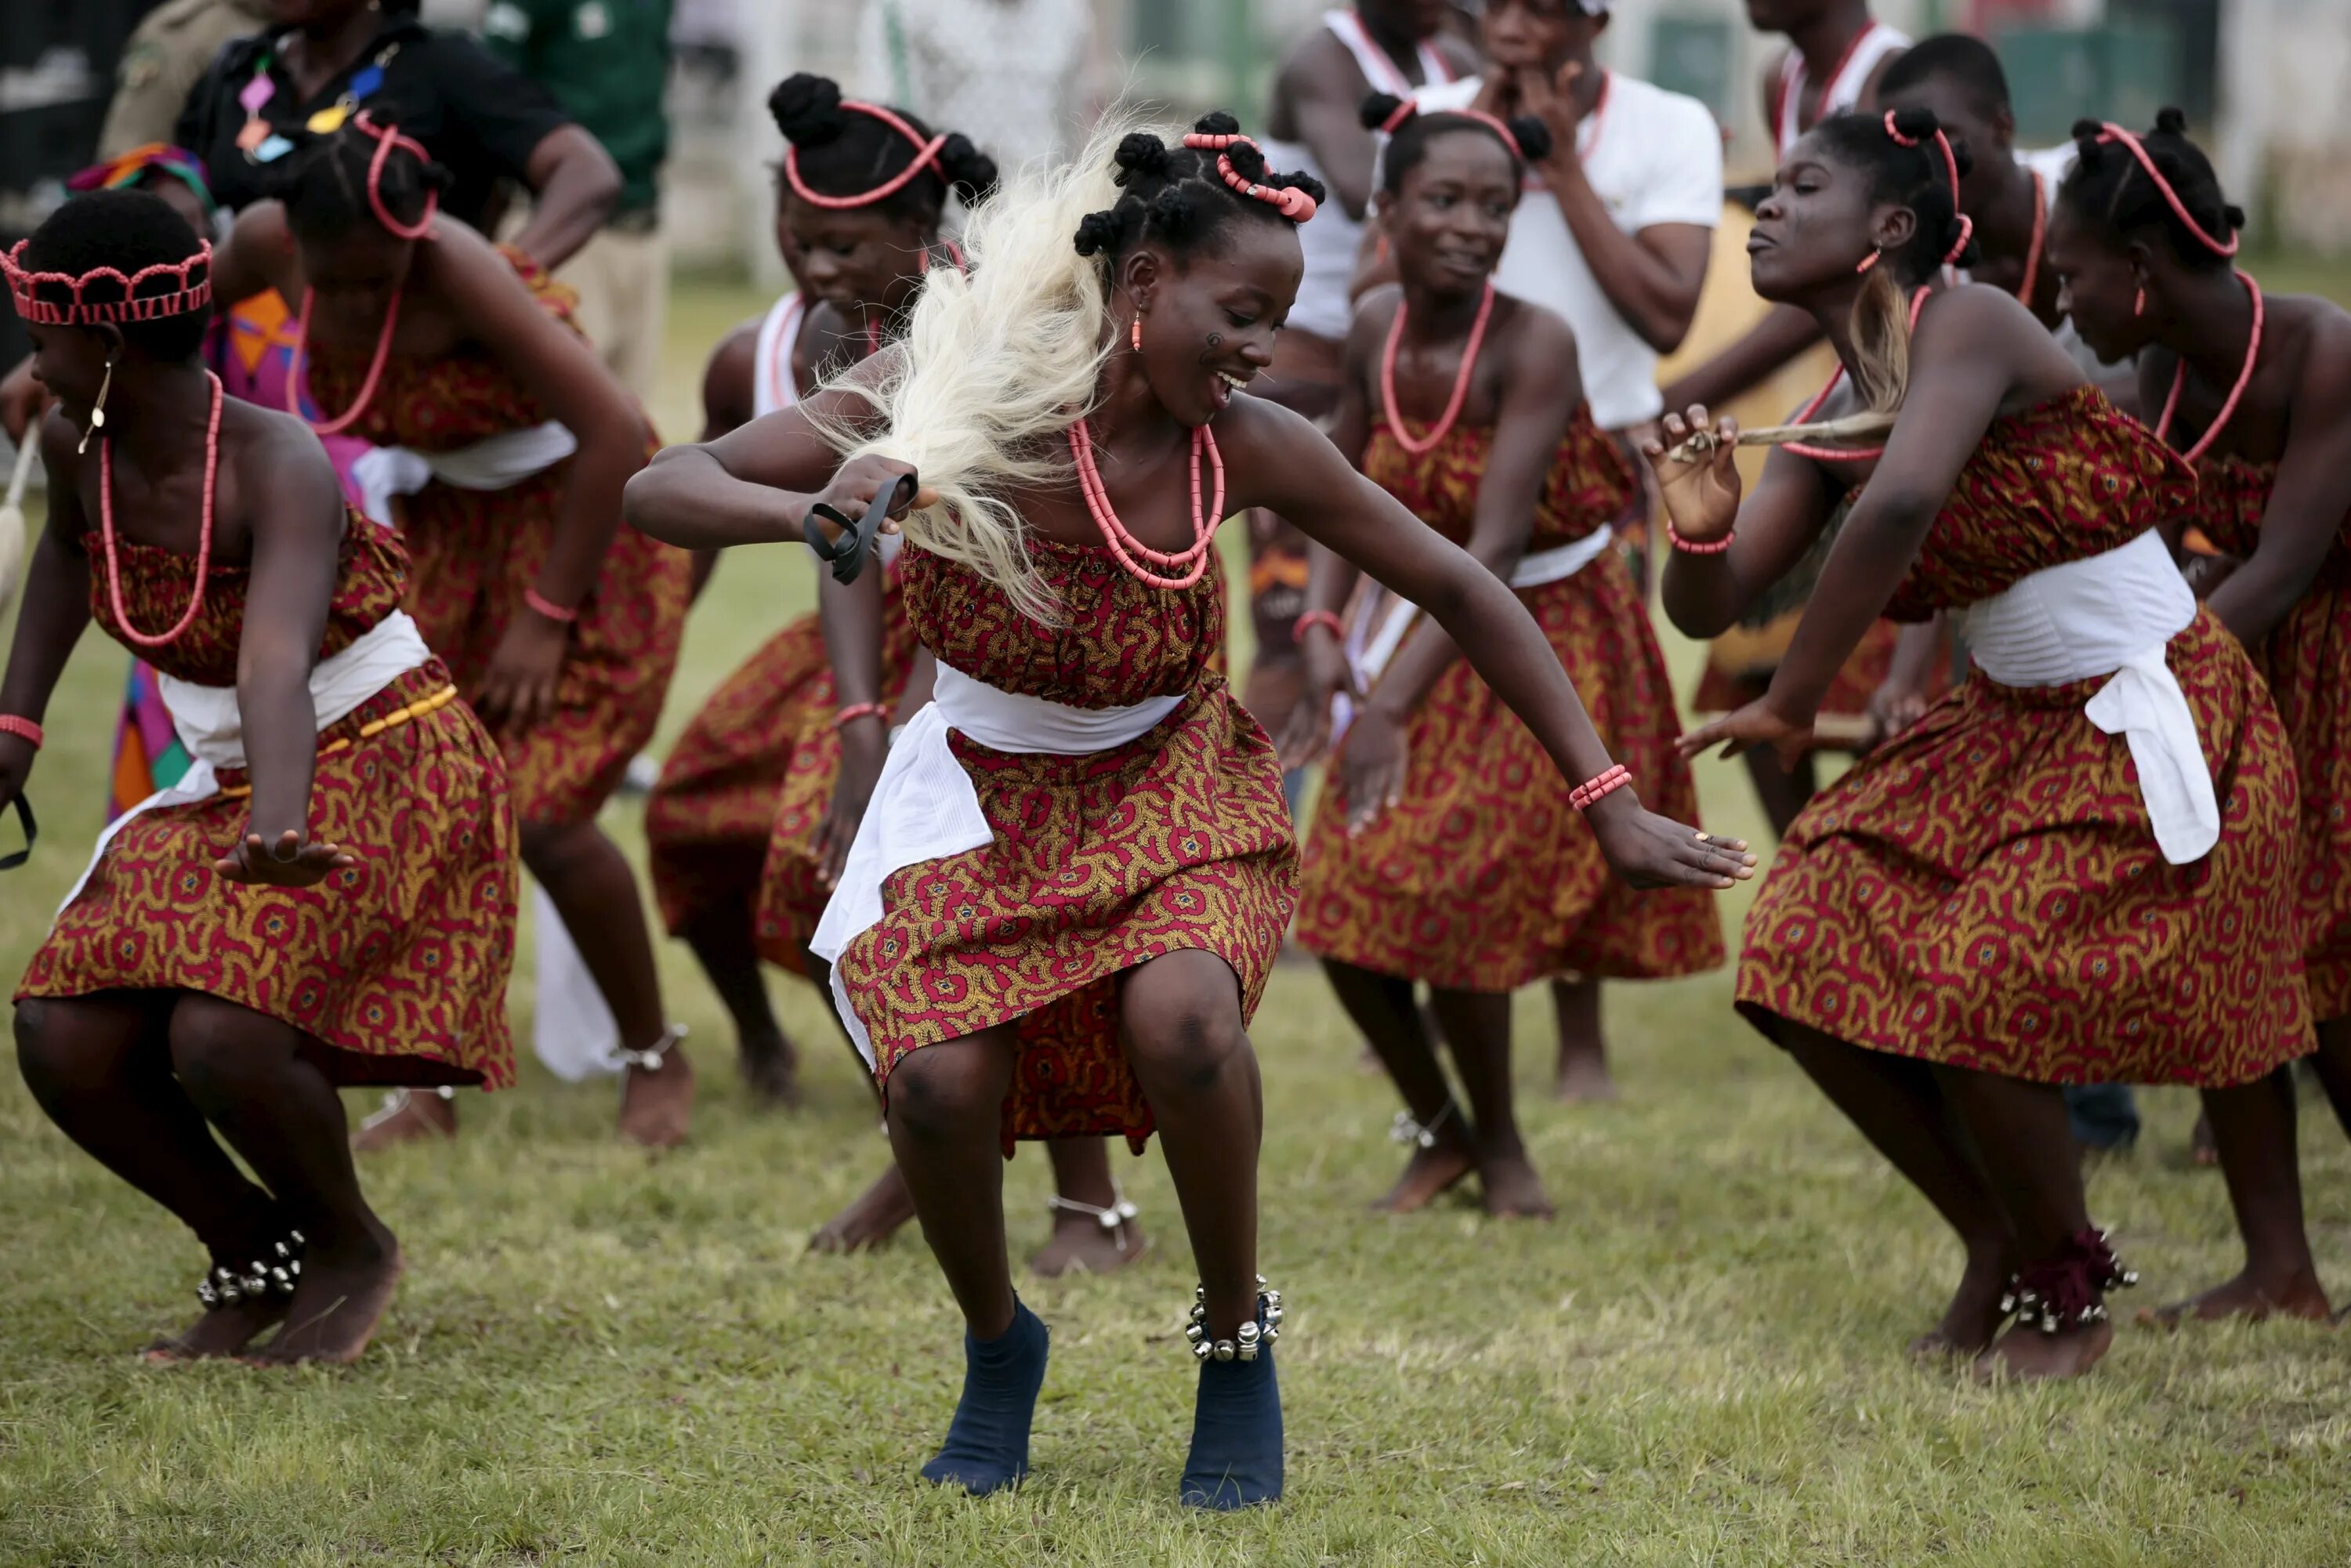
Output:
(0, 415), (98, 811)
(1230, 397), (1751, 889)
(2204, 315), (2351, 646)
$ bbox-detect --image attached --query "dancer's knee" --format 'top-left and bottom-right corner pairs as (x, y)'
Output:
(167, 996), (290, 1098)
(886, 1044), (1003, 1146)
(1125, 960), (1248, 1096)
(13, 998), (74, 1093)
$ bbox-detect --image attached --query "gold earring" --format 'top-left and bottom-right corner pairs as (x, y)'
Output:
(78, 356), (115, 454)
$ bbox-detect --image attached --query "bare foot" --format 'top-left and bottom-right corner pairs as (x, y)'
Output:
(1972, 1316), (2113, 1382)
(810, 1163), (917, 1253)
(2190, 1110), (2219, 1168)
(143, 1298), (288, 1363)
(617, 1039), (695, 1149)
(1029, 1200), (1149, 1277)
(247, 1226), (403, 1367)
(1371, 1136), (1475, 1213)
(1909, 1239), (2016, 1360)
(2139, 1267), (2333, 1328)
(738, 1029), (802, 1112)
(1476, 1142), (1556, 1220)
(1552, 1052), (1621, 1104)
(350, 1088), (456, 1153)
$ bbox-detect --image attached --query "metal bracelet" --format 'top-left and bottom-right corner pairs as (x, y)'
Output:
(1182, 1274), (1284, 1363)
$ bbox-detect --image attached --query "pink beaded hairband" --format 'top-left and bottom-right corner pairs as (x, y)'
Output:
(784, 100), (949, 210)
(348, 111), (438, 239)
(1373, 98), (1523, 160)
(2, 238), (212, 325)
(2088, 121), (2239, 257)
(1881, 111), (1972, 268)
(1180, 132), (1318, 223)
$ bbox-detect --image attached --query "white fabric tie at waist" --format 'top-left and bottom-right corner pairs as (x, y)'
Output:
(1335, 530), (1616, 741)
(1955, 528), (2217, 865)
(809, 662), (1184, 1066)
(60, 611), (436, 914)
(351, 421), (578, 527)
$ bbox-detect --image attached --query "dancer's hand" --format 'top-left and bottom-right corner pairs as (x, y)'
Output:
(1584, 794), (1757, 891)
(816, 723), (886, 890)
(1643, 406), (1743, 549)
(1676, 694), (1814, 767)
(1864, 673), (1929, 749)
(1513, 62), (1588, 176)
(1276, 626), (1353, 768)
(810, 457), (938, 543)
(215, 829), (358, 888)
(1335, 704), (1408, 834)
(477, 610), (569, 731)
(0, 357), (42, 444)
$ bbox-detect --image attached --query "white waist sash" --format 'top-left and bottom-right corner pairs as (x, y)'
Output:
(1955, 528), (2217, 865)
(60, 611), (435, 912)
(809, 661), (1185, 1065)
(350, 421), (578, 527)
(1335, 529), (1617, 740)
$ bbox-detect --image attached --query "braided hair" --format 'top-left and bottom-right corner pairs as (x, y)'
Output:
(1070, 114), (1326, 268)
(264, 121), (450, 242)
(19, 190), (213, 362)
(770, 73), (999, 223)
(2059, 108), (2243, 273)
(1359, 92), (1552, 194)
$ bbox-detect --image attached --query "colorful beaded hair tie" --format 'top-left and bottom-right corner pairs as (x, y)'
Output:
(1374, 99), (1523, 160)
(1881, 112), (1973, 267)
(2, 238), (212, 326)
(1181, 132), (1318, 223)
(784, 100), (950, 210)
(2088, 121), (2239, 257)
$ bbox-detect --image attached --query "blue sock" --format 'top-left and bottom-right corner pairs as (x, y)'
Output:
(920, 1299), (1049, 1495)
(1179, 1325), (1284, 1510)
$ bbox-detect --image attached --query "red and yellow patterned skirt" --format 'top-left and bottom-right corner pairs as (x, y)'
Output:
(400, 469), (691, 826)
(1296, 550), (1725, 990)
(2241, 569), (2351, 1019)
(16, 665), (520, 1088)
(835, 683), (1299, 1151)
(1737, 610), (2309, 1085)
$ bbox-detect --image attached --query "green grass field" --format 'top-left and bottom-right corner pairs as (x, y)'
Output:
(2, 270), (2349, 1566)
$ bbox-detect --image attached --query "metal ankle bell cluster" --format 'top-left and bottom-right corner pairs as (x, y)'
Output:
(2000, 1226), (2139, 1334)
(1389, 1099), (1455, 1152)
(1183, 1276), (1283, 1363)
(1045, 1188), (1142, 1251)
(196, 1229), (306, 1309)
(614, 1021), (688, 1072)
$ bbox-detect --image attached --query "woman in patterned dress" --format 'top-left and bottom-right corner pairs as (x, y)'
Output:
(5, 190), (516, 1365)
(214, 118), (697, 1149)
(1657, 107), (2312, 1380)
(649, 74), (1147, 1273)
(2048, 110), (2351, 1324)
(1283, 97), (1725, 1219)
(626, 113), (1751, 1507)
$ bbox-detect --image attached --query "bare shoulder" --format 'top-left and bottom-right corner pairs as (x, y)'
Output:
(1913, 281), (2052, 355)
(707, 319), (760, 382)
(1215, 391), (1331, 480)
(226, 400), (343, 510)
(1498, 295), (1577, 360)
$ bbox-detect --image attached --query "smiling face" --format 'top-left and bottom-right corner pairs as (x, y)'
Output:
(1748, 130), (1910, 303)
(1126, 217), (1305, 427)
(1379, 126), (1518, 295)
(2045, 201), (2150, 364)
(781, 197), (936, 329)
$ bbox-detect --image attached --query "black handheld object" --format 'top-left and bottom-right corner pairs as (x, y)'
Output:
(802, 474), (916, 585)
(0, 794), (33, 872)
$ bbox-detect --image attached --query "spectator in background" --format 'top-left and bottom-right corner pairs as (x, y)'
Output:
(483, 0), (675, 399)
(98, 0), (273, 161)
(855, 0), (1107, 176)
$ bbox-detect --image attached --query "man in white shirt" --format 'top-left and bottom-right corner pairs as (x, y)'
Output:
(1407, 0), (1720, 1102)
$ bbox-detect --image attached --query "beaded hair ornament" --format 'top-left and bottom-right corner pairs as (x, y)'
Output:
(2, 237), (212, 326)
(1181, 132), (1319, 222)
(1880, 110), (1973, 269)
(783, 98), (950, 210)
(2083, 120), (2240, 258)
(1371, 97), (1524, 160)
(344, 110), (440, 239)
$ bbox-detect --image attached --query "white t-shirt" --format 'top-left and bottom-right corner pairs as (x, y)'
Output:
(1411, 74), (1722, 429)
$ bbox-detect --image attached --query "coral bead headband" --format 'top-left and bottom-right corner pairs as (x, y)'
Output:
(1882, 111), (1973, 268)
(2089, 121), (2239, 256)
(1375, 98), (1523, 160)
(3, 237), (212, 325)
(784, 100), (950, 210)
(350, 111), (438, 240)
(1181, 132), (1319, 223)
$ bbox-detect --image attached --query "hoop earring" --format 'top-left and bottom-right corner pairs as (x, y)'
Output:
(78, 356), (116, 454)
(1131, 316), (1143, 352)
(2133, 286), (2146, 318)
(1855, 249), (1882, 275)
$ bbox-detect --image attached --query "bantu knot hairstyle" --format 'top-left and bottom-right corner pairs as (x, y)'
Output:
(1812, 105), (1980, 278)
(769, 72), (998, 223)
(2059, 107), (2243, 272)
(1070, 112), (1327, 266)
(264, 118), (451, 243)
(1359, 92), (1550, 195)
(16, 189), (212, 362)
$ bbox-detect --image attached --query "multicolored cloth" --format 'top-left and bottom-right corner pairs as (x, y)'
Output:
(835, 538), (1298, 1151)
(2192, 454), (2351, 1019)
(20, 524), (518, 1088)
(295, 251), (690, 825)
(1296, 413), (1725, 990)
(1737, 386), (2309, 1087)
